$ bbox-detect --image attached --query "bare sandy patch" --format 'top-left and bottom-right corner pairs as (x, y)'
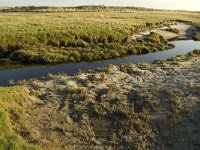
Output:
(132, 21), (198, 40)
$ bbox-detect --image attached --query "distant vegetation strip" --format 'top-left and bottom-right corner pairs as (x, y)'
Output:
(0, 6), (200, 13)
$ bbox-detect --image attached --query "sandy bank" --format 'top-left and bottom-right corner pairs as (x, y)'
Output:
(8, 50), (200, 150)
(132, 21), (198, 40)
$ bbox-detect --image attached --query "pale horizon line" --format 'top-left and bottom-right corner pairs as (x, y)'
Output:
(0, 5), (200, 12)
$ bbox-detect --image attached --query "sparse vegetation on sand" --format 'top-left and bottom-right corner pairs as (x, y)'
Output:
(0, 50), (199, 149)
(166, 27), (180, 34)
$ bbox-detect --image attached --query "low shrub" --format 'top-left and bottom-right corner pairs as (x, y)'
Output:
(166, 28), (179, 34)
(10, 50), (37, 63)
(193, 32), (200, 41)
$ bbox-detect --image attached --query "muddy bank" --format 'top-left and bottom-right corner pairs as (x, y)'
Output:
(132, 21), (198, 40)
(5, 50), (200, 150)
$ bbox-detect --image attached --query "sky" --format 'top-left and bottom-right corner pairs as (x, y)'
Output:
(0, 0), (199, 11)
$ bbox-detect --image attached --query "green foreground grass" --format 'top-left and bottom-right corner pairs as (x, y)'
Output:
(0, 86), (41, 150)
(0, 10), (199, 64)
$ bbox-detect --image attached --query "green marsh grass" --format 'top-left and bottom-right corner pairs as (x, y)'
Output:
(0, 8), (199, 64)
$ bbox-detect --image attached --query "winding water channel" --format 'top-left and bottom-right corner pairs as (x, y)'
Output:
(1, 40), (200, 86)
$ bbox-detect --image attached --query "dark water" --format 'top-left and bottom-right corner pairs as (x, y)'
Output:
(1, 40), (200, 86)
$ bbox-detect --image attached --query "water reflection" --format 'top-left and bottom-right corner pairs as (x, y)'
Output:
(0, 40), (200, 86)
